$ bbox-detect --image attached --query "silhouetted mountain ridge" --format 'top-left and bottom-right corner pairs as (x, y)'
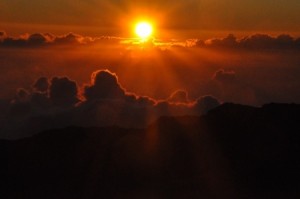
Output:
(1, 103), (300, 199)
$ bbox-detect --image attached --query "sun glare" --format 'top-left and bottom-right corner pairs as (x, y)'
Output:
(135, 22), (153, 40)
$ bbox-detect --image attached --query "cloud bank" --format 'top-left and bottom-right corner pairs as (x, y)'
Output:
(0, 32), (124, 48)
(1, 32), (300, 51)
(0, 69), (220, 139)
(195, 34), (300, 50)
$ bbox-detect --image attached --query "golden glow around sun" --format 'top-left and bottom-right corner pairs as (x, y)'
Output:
(135, 22), (153, 39)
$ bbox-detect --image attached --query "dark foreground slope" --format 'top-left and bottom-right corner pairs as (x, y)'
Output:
(1, 103), (300, 199)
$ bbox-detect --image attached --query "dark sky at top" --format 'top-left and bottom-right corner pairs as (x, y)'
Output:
(1, 0), (300, 37)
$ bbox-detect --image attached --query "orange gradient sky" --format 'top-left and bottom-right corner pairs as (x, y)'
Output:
(1, 0), (300, 38)
(1, 0), (300, 107)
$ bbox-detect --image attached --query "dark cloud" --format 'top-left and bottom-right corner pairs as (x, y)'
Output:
(0, 37), (27, 48)
(0, 32), (89, 48)
(154, 100), (191, 117)
(194, 34), (300, 50)
(242, 34), (300, 50)
(240, 34), (275, 49)
(9, 88), (31, 117)
(0, 69), (222, 139)
(31, 92), (51, 108)
(49, 77), (80, 107)
(84, 70), (126, 101)
(27, 33), (48, 46)
(0, 33), (49, 48)
(193, 96), (221, 114)
(53, 33), (83, 45)
(168, 90), (189, 104)
(211, 69), (269, 105)
(33, 77), (49, 93)
(205, 34), (238, 49)
(0, 32), (125, 49)
(1, 32), (300, 51)
(12, 88), (30, 104)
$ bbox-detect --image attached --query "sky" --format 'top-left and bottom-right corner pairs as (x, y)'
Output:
(1, 0), (300, 138)
(1, 0), (300, 37)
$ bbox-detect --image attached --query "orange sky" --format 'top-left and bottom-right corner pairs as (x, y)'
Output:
(1, 0), (300, 38)
(1, 0), (300, 106)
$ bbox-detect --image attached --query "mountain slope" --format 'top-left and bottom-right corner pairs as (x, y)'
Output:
(1, 103), (300, 199)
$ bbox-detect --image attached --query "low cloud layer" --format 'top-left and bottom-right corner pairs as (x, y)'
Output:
(1, 32), (300, 51)
(195, 34), (300, 50)
(0, 70), (220, 139)
(0, 32), (123, 48)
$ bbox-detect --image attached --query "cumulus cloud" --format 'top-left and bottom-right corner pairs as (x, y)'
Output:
(33, 77), (49, 93)
(84, 70), (126, 101)
(239, 34), (294, 50)
(211, 69), (268, 105)
(54, 33), (84, 45)
(27, 33), (49, 46)
(0, 69), (221, 139)
(30, 92), (51, 108)
(12, 88), (30, 104)
(9, 88), (31, 117)
(168, 90), (189, 104)
(205, 34), (238, 49)
(193, 96), (221, 114)
(49, 77), (80, 107)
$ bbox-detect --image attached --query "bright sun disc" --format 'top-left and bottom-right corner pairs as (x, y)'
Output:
(135, 22), (153, 39)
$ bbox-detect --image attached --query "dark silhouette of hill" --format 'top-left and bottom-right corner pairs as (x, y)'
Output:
(1, 103), (300, 199)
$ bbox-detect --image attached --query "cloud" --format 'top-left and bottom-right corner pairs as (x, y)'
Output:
(12, 88), (30, 104)
(0, 36), (27, 48)
(33, 77), (49, 93)
(49, 77), (80, 107)
(0, 31), (299, 108)
(0, 69), (221, 139)
(27, 33), (49, 46)
(192, 96), (221, 114)
(194, 34), (300, 50)
(168, 90), (189, 104)
(205, 34), (238, 49)
(0, 32), (92, 48)
(212, 69), (269, 105)
(84, 70), (126, 101)
(1, 32), (300, 51)
(0, 33), (51, 48)
(31, 92), (51, 109)
(8, 76), (79, 116)
(9, 88), (31, 117)
(53, 33), (84, 45)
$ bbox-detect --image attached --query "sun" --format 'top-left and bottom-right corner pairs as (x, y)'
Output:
(135, 22), (153, 40)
